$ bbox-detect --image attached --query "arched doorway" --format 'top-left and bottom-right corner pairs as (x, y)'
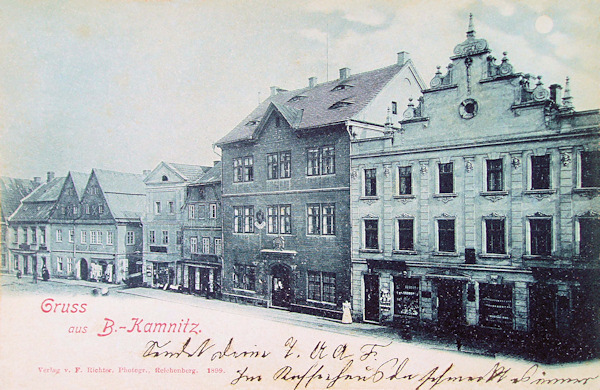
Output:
(271, 263), (292, 308)
(79, 259), (89, 281)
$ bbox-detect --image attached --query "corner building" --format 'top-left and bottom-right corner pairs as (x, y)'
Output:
(350, 16), (599, 358)
(217, 55), (424, 317)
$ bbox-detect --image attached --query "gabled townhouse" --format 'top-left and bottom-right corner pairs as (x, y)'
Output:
(142, 162), (210, 288)
(216, 53), (425, 318)
(8, 172), (66, 277)
(350, 15), (600, 359)
(180, 161), (222, 296)
(1, 176), (40, 273)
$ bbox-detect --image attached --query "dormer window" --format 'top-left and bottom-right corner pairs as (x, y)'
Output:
(245, 119), (260, 126)
(288, 95), (307, 103)
(329, 100), (354, 110)
(162, 175), (168, 182)
(331, 84), (353, 91)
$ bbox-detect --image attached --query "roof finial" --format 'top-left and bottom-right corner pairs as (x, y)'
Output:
(562, 76), (574, 108)
(385, 107), (393, 127)
(467, 13), (475, 38)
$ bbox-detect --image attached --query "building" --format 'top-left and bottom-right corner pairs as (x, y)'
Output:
(216, 53), (424, 318)
(350, 15), (600, 358)
(142, 162), (210, 288)
(7, 172), (67, 278)
(0, 176), (40, 273)
(180, 162), (222, 296)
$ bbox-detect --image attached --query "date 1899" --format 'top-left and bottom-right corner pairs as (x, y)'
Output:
(207, 368), (224, 374)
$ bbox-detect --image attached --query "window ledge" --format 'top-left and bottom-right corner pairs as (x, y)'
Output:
(360, 248), (382, 253)
(573, 188), (600, 196)
(392, 250), (418, 255)
(524, 189), (556, 194)
(232, 288), (257, 294)
(479, 253), (511, 259)
(232, 232), (256, 235)
(307, 174), (336, 178)
(306, 234), (337, 238)
(266, 178), (291, 181)
(433, 193), (458, 198)
(360, 196), (380, 201)
(480, 191), (509, 197)
(523, 255), (554, 260)
(393, 195), (415, 200)
(306, 299), (337, 306)
(433, 251), (459, 257)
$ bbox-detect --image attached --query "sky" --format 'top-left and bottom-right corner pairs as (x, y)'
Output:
(1, 0), (599, 180)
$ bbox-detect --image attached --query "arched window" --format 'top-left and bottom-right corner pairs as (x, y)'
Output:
(162, 175), (168, 182)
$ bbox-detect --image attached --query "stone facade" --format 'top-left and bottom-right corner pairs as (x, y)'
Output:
(350, 16), (600, 354)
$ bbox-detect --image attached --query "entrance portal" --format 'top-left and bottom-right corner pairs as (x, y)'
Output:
(79, 259), (89, 280)
(271, 264), (291, 308)
(364, 274), (380, 322)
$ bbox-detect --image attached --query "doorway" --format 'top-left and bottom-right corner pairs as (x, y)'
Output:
(79, 259), (89, 280)
(271, 264), (291, 308)
(364, 274), (380, 323)
(436, 280), (464, 329)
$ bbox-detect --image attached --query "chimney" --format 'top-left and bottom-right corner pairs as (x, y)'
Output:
(213, 161), (220, 166)
(339, 67), (350, 80)
(270, 86), (279, 96)
(46, 171), (55, 183)
(309, 77), (317, 88)
(33, 177), (41, 185)
(397, 51), (410, 66)
(549, 84), (562, 104)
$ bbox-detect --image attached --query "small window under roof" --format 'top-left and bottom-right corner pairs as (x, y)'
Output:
(245, 119), (261, 126)
(288, 95), (307, 103)
(331, 84), (353, 92)
(329, 100), (354, 110)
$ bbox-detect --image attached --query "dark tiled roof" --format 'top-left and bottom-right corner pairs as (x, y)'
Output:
(21, 177), (66, 203)
(70, 171), (89, 199)
(194, 162), (222, 184)
(8, 177), (66, 222)
(167, 163), (211, 182)
(0, 177), (39, 222)
(216, 64), (407, 145)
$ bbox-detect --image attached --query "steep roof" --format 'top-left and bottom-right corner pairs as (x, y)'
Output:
(8, 176), (66, 222)
(0, 177), (39, 222)
(167, 163), (211, 182)
(194, 162), (222, 185)
(216, 63), (411, 145)
(69, 171), (89, 199)
(92, 169), (145, 222)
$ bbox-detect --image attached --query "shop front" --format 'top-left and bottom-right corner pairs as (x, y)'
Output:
(146, 259), (176, 288)
(181, 254), (221, 298)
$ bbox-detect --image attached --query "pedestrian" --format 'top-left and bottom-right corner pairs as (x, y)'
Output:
(42, 266), (50, 281)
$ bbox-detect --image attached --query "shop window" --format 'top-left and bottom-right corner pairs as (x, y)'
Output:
(479, 283), (513, 329)
(579, 218), (600, 260)
(531, 155), (550, 190)
(485, 219), (506, 254)
(437, 219), (455, 253)
(486, 159), (503, 191)
(393, 277), (420, 318)
(397, 219), (414, 251)
(364, 219), (379, 250)
(307, 271), (336, 303)
(581, 151), (600, 188)
(364, 168), (377, 196)
(530, 218), (551, 256)
(398, 166), (412, 195)
(233, 264), (256, 291)
(438, 163), (454, 193)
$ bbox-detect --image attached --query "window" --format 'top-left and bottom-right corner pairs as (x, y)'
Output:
(394, 277), (420, 318)
(90, 231), (97, 244)
(190, 237), (198, 253)
(439, 162), (454, 193)
(67, 258), (73, 273)
(97, 231), (103, 244)
(364, 219), (379, 250)
(397, 219), (414, 251)
(581, 151), (600, 188)
(579, 218), (600, 260)
(162, 230), (169, 245)
(485, 219), (506, 254)
(168, 201), (175, 214)
(98, 205), (104, 214)
(364, 168), (377, 196)
(73, 205), (78, 215)
(162, 175), (168, 182)
(479, 283), (513, 329)
(398, 166), (412, 195)
(234, 206), (254, 233)
(107, 231), (113, 245)
(56, 229), (63, 243)
(307, 204), (335, 235)
(68, 230), (74, 243)
(85, 204), (90, 214)
(189, 204), (196, 219)
(267, 151), (291, 180)
(233, 157), (243, 182)
(154, 201), (161, 214)
(215, 238), (222, 255)
(531, 155), (550, 190)
(209, 203), (217, 219)
(391, 101), (398, 115)
(530, 219), (551, 256)
(176, 231), (183, 245)
(243, 156), (254, 182)
(486, 159), (503, 191)
(126, 231), (135, 246)
(307, 271), (336, 303)
(307, 146), (335, 176)
(57, 257), (63, 272)
(202, 237), (210, 254)
(267, 205), (291, 234)
(80, 231), (87, 244)
(28, 228), (34, 243)
(233, 264), (256, 291)
(438, 219), (455, 253)
(149, 230), (156, 244)
(39, 228), (45, 244)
